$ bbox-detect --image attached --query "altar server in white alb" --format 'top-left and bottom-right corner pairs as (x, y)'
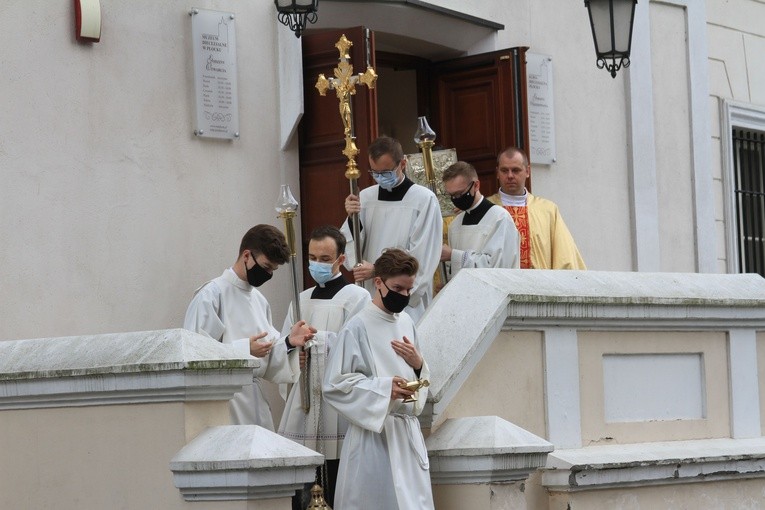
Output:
(278, 226), (370, 507)
(183, 224), (316, 429)
(323, 249), (434, 510)
(342, 136), (442, 323)
(440, 161), (520, 278)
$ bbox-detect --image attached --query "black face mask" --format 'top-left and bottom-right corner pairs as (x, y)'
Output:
(450, 182), (475, 211)
(379, 280), (410, 314)
(246, 256), (273, 287)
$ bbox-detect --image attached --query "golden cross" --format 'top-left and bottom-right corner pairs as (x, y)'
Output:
(315, 34), (377, 181)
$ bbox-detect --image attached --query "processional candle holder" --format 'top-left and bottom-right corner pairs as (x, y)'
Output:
(414, 116), (449, 284)
(315, 35), (377, 277)
(275, 184), (311, 413)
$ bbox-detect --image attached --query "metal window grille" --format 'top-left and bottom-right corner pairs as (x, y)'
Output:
(732, 128), (765, 277)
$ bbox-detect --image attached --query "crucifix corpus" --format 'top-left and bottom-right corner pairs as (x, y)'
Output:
(315, 34), (377, 271)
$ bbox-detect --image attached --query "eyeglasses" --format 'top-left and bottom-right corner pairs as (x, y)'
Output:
(447, 181), (475, 200)
(368, 160), (401, 178)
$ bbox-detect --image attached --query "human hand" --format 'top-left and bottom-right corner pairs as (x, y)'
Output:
(289, 320), (317, 348)
(440, 244), (452, 261)
(352, 261), (374, 282)
(391, 336), (423, 370)
(391, 375), (415, 401)
(345, 194), (361, 215)
(249, 332), (273, 358)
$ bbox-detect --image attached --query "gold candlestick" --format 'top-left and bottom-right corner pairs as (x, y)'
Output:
(275, 184), (310, 413)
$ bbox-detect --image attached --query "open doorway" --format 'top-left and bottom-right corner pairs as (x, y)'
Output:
(298, 27), (528, 287)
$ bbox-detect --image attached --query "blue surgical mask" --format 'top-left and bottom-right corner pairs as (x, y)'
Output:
(373, 171), (399, 191)
(308, 259), (337, 285)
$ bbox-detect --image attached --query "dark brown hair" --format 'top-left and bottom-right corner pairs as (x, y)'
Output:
(374, 248), (419, 280)
(369, 136), (404, 164)
(309, 225), (347, 257)
(239, 224), (289, 264)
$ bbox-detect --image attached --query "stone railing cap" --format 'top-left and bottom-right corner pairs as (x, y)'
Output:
(426, 416), (553, 456)
(0, 328), (258, 381)
(170, 425), (323, 471)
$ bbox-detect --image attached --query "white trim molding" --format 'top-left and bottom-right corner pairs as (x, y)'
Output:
(543, 437), (765, 491)
(628, 0), (715, 272)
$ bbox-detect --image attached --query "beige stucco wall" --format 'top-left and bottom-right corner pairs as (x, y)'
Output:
(0, 401), (242, 510)
(438, 330), (546, 438)
(433, 482), (526, 510)
(579, 331), (730, 445)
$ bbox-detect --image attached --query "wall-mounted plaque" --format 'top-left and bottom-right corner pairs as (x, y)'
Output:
(406, 148), (459, 217)
(526, 53), (556, 165)
(191, 9), (239, 139)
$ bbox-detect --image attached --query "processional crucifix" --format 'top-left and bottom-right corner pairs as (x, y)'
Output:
(315, 34), (377, 268)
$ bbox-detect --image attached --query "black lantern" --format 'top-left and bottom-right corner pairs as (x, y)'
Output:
(585, 0), (637, 78)
(275, 0), (319, 38)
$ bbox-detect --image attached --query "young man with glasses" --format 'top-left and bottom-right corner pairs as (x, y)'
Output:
(440, 161), (520, 279)
(341, 136), (442, 323)
(183, 224), (316, 430)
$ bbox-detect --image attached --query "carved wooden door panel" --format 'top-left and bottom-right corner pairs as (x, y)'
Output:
(429, 47), (530, 194)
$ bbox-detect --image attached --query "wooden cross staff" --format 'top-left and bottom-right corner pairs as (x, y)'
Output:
(315, 34), (377, 267)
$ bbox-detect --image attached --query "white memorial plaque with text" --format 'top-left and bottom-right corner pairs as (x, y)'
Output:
(191, 9), (239, 139)
(526, 53), (556, 165)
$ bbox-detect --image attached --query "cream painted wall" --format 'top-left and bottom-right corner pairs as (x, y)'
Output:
(0, 402), (239, 510)
(579, 331), (730, 445)
(437, 331), (546, 438)
(0, 1), (296, 341)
